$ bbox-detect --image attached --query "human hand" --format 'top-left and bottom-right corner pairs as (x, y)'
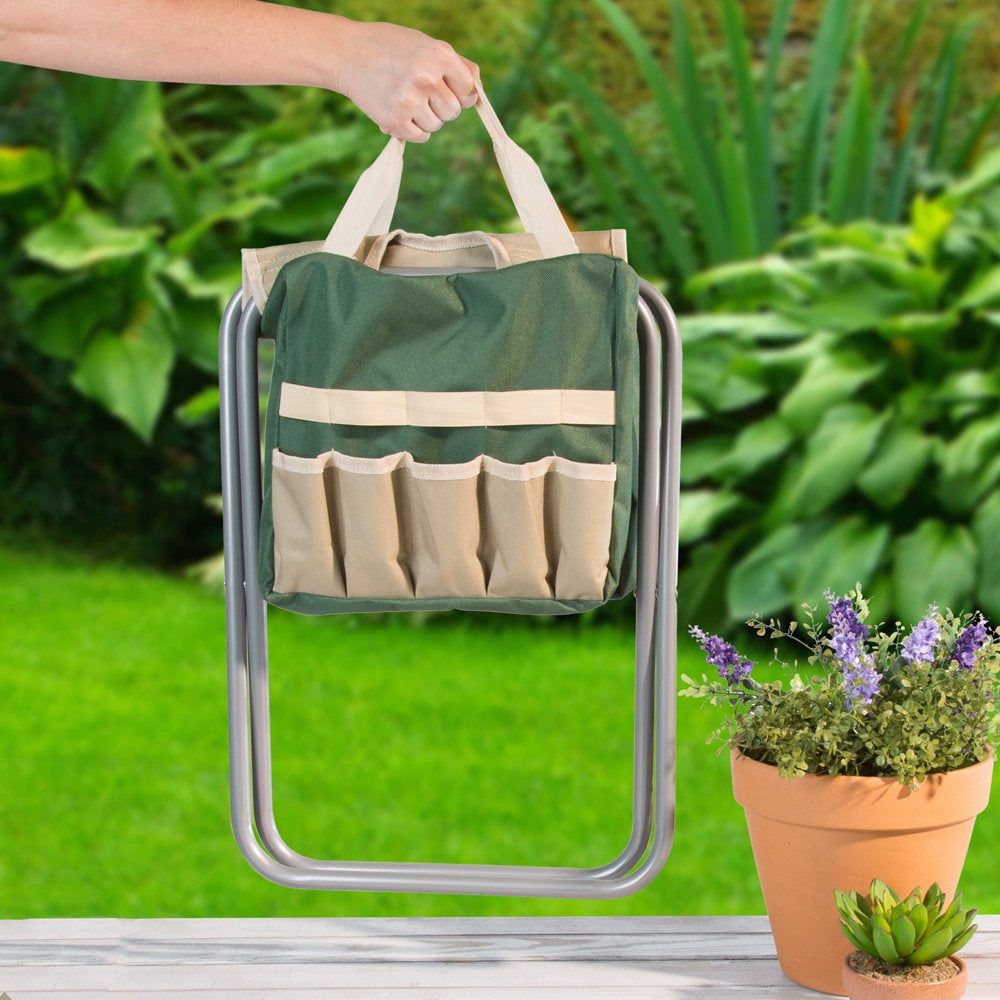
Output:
(332, 21), (480, 143)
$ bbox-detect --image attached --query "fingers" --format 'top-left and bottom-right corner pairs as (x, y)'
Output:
(444, 55), (480, 109)
(384, 120), (432, 144)
(428, 85), (463, 123)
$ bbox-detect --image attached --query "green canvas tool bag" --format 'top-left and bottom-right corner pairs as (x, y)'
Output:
(245, 86), (640, 616)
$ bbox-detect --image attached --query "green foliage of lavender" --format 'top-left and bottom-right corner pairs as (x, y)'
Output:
(682, 585), (1000, 786)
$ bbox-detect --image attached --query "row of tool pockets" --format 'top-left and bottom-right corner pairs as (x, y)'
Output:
(269, 448), (616, 601)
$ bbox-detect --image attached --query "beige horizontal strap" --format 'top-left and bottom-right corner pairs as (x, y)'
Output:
(278, 383), (616, 427)
(271, 448), (618, 483)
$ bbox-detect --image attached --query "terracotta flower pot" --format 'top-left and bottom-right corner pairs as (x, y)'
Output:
(842, 954), (968, 999)
(731, 750), (993, 995)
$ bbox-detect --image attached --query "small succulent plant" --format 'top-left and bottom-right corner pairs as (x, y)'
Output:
(835, 880), (977, 966)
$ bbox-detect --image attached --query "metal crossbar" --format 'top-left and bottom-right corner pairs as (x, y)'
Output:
(219, 275), (681, 896)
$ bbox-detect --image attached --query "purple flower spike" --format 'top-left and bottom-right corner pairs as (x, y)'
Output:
(902, 606), (941, 664)
(824, 589), (871, 669)
(842, 654), (881, 707)
(952, 613), (989, 671)
(689, 625), (754, 684)
(824, 590), (879, 707)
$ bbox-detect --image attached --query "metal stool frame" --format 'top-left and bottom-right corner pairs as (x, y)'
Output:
(219, 273), (681, 896)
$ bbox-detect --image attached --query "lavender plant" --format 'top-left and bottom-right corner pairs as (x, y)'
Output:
(681, 585), (1000, 785)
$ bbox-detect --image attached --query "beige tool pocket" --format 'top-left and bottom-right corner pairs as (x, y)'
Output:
(269, 448), (616, 601)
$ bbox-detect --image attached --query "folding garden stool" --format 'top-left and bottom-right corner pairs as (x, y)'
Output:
(218, 92), (682, 898)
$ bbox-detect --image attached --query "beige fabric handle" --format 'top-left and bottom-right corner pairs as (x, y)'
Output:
(322, 80), (578, 260)
(363, 229), (512, 271)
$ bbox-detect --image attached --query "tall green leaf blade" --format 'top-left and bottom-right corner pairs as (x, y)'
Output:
(720, 0), (773, 250)
(950, 93), (1000, 174)
(590, 0), (728, 264)
(790, 0), (853, 221)
(880, 94), (928, 221)
(556, 62), (697, 274)
(670, 0), (724, 198)
(563, 110), (655, 274)
(926, 22), (973, 170)
(716, 111), (757, 260)
(827, 55), (873, 223)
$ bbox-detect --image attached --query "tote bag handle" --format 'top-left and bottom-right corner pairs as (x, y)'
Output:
(321, 81), (578, 260)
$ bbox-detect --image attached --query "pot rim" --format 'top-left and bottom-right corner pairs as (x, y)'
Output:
(842, 951), (968, 991)
(730, 750), (994, 830)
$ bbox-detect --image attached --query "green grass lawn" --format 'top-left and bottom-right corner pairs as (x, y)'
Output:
(1, 544), (997, 918)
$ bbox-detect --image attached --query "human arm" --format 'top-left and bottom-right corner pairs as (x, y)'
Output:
(0, 0), (480, 141)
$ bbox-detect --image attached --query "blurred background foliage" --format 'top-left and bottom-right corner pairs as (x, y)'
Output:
(1, 0), (998, 626)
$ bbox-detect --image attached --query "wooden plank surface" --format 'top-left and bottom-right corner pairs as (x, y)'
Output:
(1, 916), (998, 998)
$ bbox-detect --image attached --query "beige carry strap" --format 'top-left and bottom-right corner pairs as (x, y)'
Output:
(363, 229), (512, 271)
(322, 81), (578, 261)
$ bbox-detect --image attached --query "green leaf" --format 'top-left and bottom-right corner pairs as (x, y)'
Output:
(839, 919), (875, 956)
(891, 914), (917, 957)
(714, 415), (794, 483)
(678, 529), (751, 629)
(944, 144), (1000, 203)
(23, 192), (158, 271)
(686, 255), (817, 305)
(175, 386), (220, 426)
(857, 423), (934, 508)
(13, 278), (123, 361)
(973, 491), (1000, 620)
(768, 403), (887, 521)
(680, 437), (731, 484)
(253, 126), (368, 191)
(679, 489), (741, 544)
(778, 351), (884, 434)
(0, 145), (56, 195)
(679, 313), (809, 342)
(906, 194), (954, 262)
(908, 926), (955, 965)
(70, 302), (175, 441)
(727, 523), (805, 620)
(80, 81), (163, 198)
(790, 516), (890, 605)
(936, 417), (1000, 513)
(873, 922), (901, 964)
(910, 903), (929, 942)
(892, 520), (976, 625)
(782, 283), (917, 334)
(957, 266), (1000, 310)
(877, 311), (958, 341)
(943, 923), (977, 958)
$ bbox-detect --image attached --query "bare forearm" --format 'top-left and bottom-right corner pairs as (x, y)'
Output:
(0, 0), (353, 92)
(0, 0), (480, 141)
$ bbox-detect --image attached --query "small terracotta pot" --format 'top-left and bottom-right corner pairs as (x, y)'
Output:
(842, 954), (968, 999)
(731, 751), (993, 995)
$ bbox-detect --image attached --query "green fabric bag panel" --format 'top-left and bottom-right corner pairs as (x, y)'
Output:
(256, 249), (641, 616)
